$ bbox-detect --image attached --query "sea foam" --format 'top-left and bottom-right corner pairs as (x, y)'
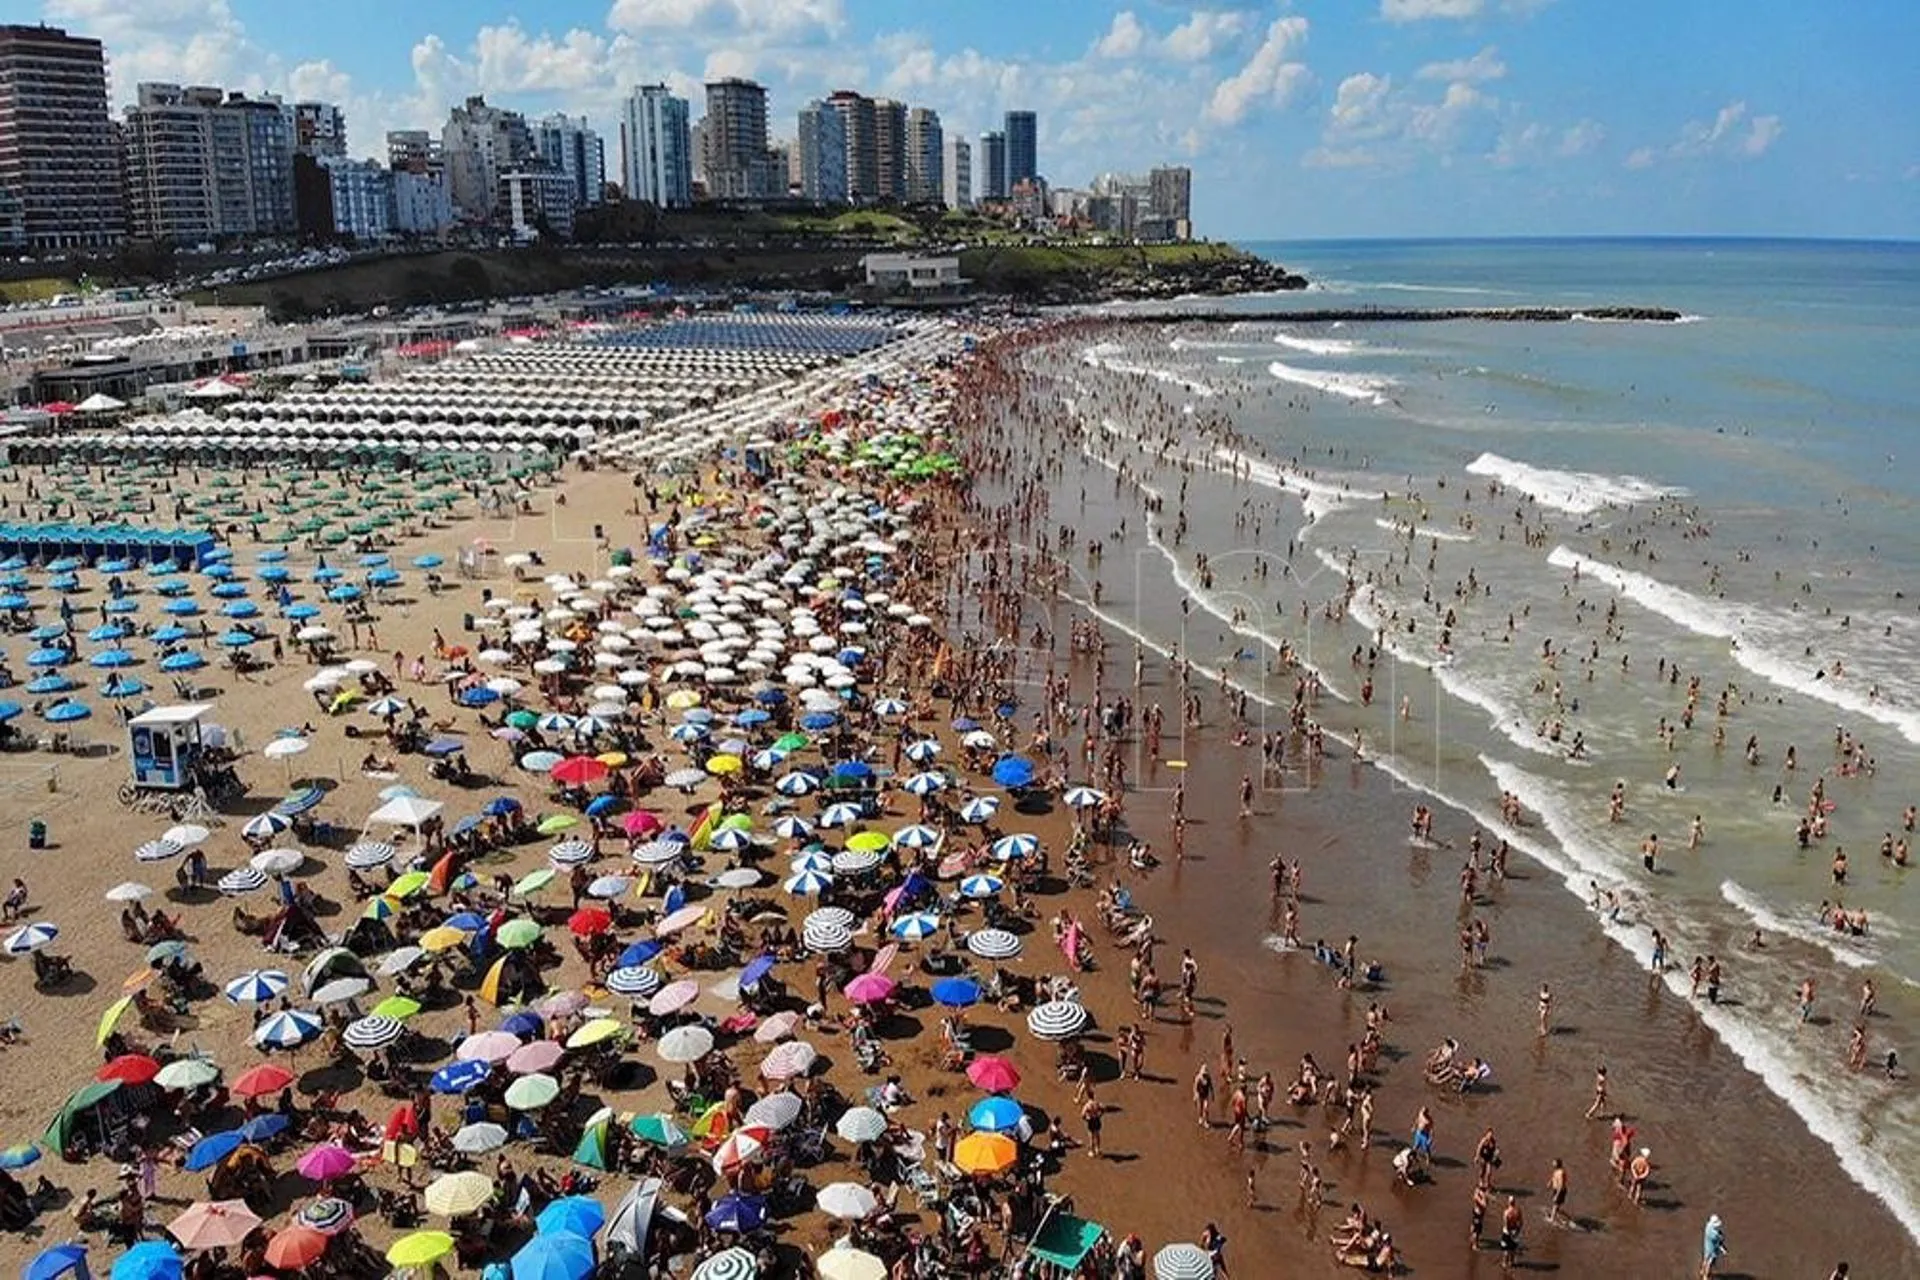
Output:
(1465, 452), (1685, 515)
(1272, 331), (1359, 357)
(1268, 360), (1397, 406)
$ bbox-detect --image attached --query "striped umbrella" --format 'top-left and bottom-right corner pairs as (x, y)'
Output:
(1027, 1000), (1090, 1041)
(959, 874), (1004, 898)
(3, 922), (57, 954)
(775, 771), (819, 797)
(254, 1010), (323, 1049)
(802, 919), (852, 953)
(691, 1246), (759, 1280)
(966, 928), (1022, 960)
(224, 969), (291, 1004)
(241, 811), (293, 841)
(606, 966), (663, 998)
(133, 839), (183, 862)
(892, 824), (942, 850)
(834, 1105), (889, 1143)
(903, 739), (940, 764)
(745, 1092), (804, 1131)
(805, 906), (855, 932)
(295, 1196), (354, 1234)
(218, 867), (268, 895)
(758, 1039), (818, 1081)
(958, 797), (1000, 824)
(783, 868), (834, 896)
(990, 833), (1040, 861)
(901, 771), (947, 796)
(789, 851), (834, 874)
(342, 1015), (405, 1053)
(773, 815), (815, 840)
(647, 980), (700, 1016)
(548, 839), (593, 866)
(709, 1126), (774, 1177)
(1152, 1243), (1215, 1280)
(344, 841), (395, 870)
(630, 840), (685, 867)
(818, 802), (863, 829)
(890, 912), (940, 941)
(1063, 786), (1107, 809)
(831, 848), (884, 875)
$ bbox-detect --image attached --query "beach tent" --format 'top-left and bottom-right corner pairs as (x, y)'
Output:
(367, 795), (445, 829)
(602, 1178), (663, 1258)
(1026, 1212), (1107, 1271)
(45, 1080), (124, 1152)
(75, 393), (127, 414)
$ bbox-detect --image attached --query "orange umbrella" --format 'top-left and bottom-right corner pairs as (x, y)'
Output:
(231, 1063), (296, 1099)
(121, 967), (159, 994)
(426, 850), (459, 897)
(264, 1224), (329, 1270)
(952, 1132), (1018, 1177)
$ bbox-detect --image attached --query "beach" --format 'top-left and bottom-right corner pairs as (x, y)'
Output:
(0, 297), (1913, 1280)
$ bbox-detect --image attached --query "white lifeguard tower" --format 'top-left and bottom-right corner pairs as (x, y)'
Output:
(127, 703), (213, 791)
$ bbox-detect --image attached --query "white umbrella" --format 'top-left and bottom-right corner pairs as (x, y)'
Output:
(966, 928), (1022, 960)
(3, 922), (58, 954)
(656, 1025), (715, 1064)
(105, 882), (154, 903)
(1152, 1244), (1215, 1280)
(817, 1181), (882, 1220)
(834, 1106), (889, 1144)
(250, 848), (305, 876)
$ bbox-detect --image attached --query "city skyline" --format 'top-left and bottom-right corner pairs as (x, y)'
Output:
(25, 0), (1920, 241)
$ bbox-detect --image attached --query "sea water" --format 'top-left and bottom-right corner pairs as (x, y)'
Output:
(1062, 238), (1920, 1239)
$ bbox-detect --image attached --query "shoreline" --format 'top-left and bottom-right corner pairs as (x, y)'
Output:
(944, 321), (1920, 1273)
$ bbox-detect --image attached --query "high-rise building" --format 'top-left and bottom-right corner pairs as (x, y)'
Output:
(391, 168), (454, 235)
(826, 91), (876, 204)
(386, 130), (440, 174)
(979, 131), (1007, 201)
(500, 168), (576, 239)
(1148, 164), (1192, 238)
(701, 77), (773, 201)
(905, 107), (943, 206)
(291, 101), (347, 157)
(441, 95), (533, 224)
(293, 153), (390, 241)
(942, 135), (971, 210)
(0, 24), (124, 249)
(123, 83), (293, 243)
(1004, 109), (1037, 186)
(535, 113), (605, 208)
(796, 100), (847, 204)
(872, 98), (906, 204)
(620, 84), (691, 208)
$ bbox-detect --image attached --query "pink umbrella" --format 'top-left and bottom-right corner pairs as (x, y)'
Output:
(168, 1199), (263, 1250)
(753, 1010), (801, 1043)
(294, 1143), (357, 1182)
(844, 973), (897, 1005)
(870, 943), (900, 977)
(710, 1124), (773, 1176)
(538, 991), (590, 1018)
(654, 904), (707, 936)
(506, 1039), (565, 1075)
(759, 1039), (819, 1080)
(648, 979), (700, 1016)
(456, 1030), (523, 1063)
(621, 811), (664, 837)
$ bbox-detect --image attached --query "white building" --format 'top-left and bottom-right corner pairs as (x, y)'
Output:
(391, 168), (454, 236)
(861, 252), (962, 291)
(620, 84), (692, 208)
(500, 168), (576, 240)
(442, 96), (532, 224)
(317, 156), (390, 240)
(942, 135), (971, 210)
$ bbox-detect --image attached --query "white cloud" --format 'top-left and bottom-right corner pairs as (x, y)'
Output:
(1164, 11), (1251, 63)
(1381, 0), (1483, 21)
(1558, 118), (1605, 156)
(46, 0), (259, 101)
(1095, 11), (1146, 60)
(605, 0), (843, 41)
(1202, 16), (1311, 125)
(473, 24), (622, 94)
(1629, 100), (1783, 167)
(1417, 46), (1506, 83)
(1306, 67), (1501, 170)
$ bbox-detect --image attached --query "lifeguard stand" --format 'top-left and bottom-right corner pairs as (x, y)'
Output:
(127, 703), (212, 790)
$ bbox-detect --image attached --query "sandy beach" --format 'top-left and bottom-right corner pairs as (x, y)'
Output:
(0, 312), (1912, 1280)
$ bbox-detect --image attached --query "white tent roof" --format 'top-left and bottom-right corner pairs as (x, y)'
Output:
(366, 795), (445, 828)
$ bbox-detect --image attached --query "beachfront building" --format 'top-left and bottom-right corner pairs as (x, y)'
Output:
(1005, 109), (1038, 186)
(873, 98), (908, 204)
(292, 154), (391, 242)
(827, 91), (878, 204)
(291, 101), (347, 158)
(702, 77), (780, 202)
(500, 167), (576, 241)
(442, 96), (533, 225)
(619, 84), (692, 208)
(390, 168), (454, 237)
(905, 107), (943, 206)
(535, 114), (606, 209)
(942, 135), (971, 210)
(122, 83), (295, 244)
(979, 130), (1007, 201)
(796, 100), (847, 205)
(1148, 164), (1193, 239)
(0, 23), (124, 250)
(386, 130), (440, 175)
(860, 252), (962, 293)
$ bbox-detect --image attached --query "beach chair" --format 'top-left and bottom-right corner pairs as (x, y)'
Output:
(903, 1163), (942, 1210)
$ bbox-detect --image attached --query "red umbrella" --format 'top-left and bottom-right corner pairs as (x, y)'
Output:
(264, 1223), (329, 1270)
(710, 1124), (773, 1176)
(231, 1063), (296, 1099)
(551, 755), (609, 786)
(98, 1054), (162, 1085)
(567, 907), (613, 936)
(966, 1056), (1021, 1093)
(621, 810), (663, 837)
(383, 1101), (418, 1141)
(40, 401), (76, 415)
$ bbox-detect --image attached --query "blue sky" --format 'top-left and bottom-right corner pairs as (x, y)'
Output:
(42, 0), (1920, 240)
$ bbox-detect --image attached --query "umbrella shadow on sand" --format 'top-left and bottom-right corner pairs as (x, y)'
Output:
(298, 1063), (365, 1095)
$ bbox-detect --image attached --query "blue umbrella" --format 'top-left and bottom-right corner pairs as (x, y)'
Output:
(219, 600), (260, 619)
(276, 785), (324, 816)
(88, 649), (135, 668)
(101, 677), (149, 699)
(0, 1141), (40, 1169)
(535, 1195), (605, 1238)
(800, 711), (839, 732)
(254, 1009), (322, 1049)
(738, 953), (777, 990)
(991, 756), (1036, 788)
(86, 623), (126, 642)
(484, 796), (523, 817)
(423, 737), (465, 756)
(510, 1231), (594, 1280)
(285, 603), (321, 619)
(218, 630), (258, 647)
(968, 1095), (1025, 1134)
(182, 1129), (245, 1171)
(500, 1010), (544, 1038)
(358, 554), (390, 568)
(617, 939), (665, 967)
(444, 911), (487, 932)
(151, 624), (191, 643)
(432, 1060), (492, 1094)
(45, 701), (90, 723)
(238, 1113), (289, 1141)
(0, 701), (21, 722)
(152, 579), (189, 596)
(30, 623), (66, 640)
(110, 1242), (181, 1280)
(26, 1242), (88, 1280)
(732, 708), (771, 727)
(952, 717), (980, 732)
(47, 573), (80, 592)
(258, 565), (291, 583)
(413, 554), (444, 569)
(24, 674), (74, 694)
(327, 585), (361, 602)
(257, 550), (288, 563)
(704, 1192), (767, 1233)
(933, 977), (981, 1007)
(202, 563), (233, 580)
(450, 814), (484, 836)
(456, 687), (499, 707)
(0, 594), (29, 610)
(312, 567), (342, 583)
(104, 597), (139, 614)
(829, 760), (874, 783)
(25, 647), (68, 667)
(161, 600), (200, 616)
(584, 794), (621, 817)
(367, 569), (401, 586)
(754, 688), (787, 705)
(159, 652), (206, 672)
(209, 582), (248, 599)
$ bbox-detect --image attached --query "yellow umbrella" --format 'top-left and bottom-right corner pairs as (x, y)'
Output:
(389, 871), (431, 898)
(952, 1132), (1018, 1176)
(422, 1170), (494, 1216)
(664, 690), (702, 710)
(96, 995), (133, 1047)
(478, 957), (507, 1006)
(420, 926), (468, 953)
(386, 1230), (455, 1268)
(328, 689), (361, 713)
(536, 814), (579, 835)
(845, 831), (889, 854)
(597, 751), (629, 768)
(566, 1017), (625, 1050)
(372, 995), (421, 1020)
(513, 868), (556, 896)
(705, 753), (743, 776)
(121, 967), (159, 994)
(361, 895), (402, 921)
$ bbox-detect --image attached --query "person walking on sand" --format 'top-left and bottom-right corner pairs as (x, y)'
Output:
(1193, 1062), (1215, 1127)
(1081, 1092), (1104, 1158)
(1584, 1065), (1609, 1120)
(1499, 1195), (1524, 1273)
(1701, 1213), (1729, 1278)
(1545, 1158), (1569, 1226)
(1537, 982), (1553, 1036)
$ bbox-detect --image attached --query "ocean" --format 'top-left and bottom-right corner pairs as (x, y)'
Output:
(1057, 237), (1920, 1241)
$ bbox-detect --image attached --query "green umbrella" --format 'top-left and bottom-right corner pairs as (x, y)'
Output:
(504, 1073), (559, 1111)
(506, 710), (538, 730)
(773, 732), (810, 753)
(372, 995), (422, 1019)
(497, 919), (542, 950)
(45, 1080), (122, 1151)
(154, 1058), (221, 1090)
(628, 1112), (689, 1148)
(513, 868), (556, 897)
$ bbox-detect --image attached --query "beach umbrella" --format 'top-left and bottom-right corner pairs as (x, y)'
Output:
(254, 1009), (323, 1050)
(966, 1056), (1021, 1093)
(263, 1224), (329, 1271)
(377, 946), (426, 976)
(109, 1241), (183, 1280)
(342, 1015), (404, 1052)
(98, 1054), (162, 1086)
(903, 739), (940, 765)
(167, 1199), (261, 1250)
(1027, 1000), (1090, 1041)
(892, 824), (941, 850)
(1152, 1244), (1216, 1280)
(952, 1131), (1018, 1177)
(535, 1195), (606, 1238)
(759, 1039), (818, 1080)
(217, 866), (267, 895)
(45, 701), (90, 723)
(817, 1181), (882, 1220)
(959, 873), (1005, 899)
(231, 1063), (294, 1098)
(24, 1243), (87, 1280)
(313, 975), (371, 1007)
(423, 1170), (494, 1216)
(773, 814), (814, 840)
(784, 868), (834, 896)
(901, 771), (947, 796)
(250, 847), (304, 875)
(3, 922), (58, 954)
(506, 1039), (565, 1075)
(818, 802), (862, 829)
(704, 1191), (768, 1233)
(566, 906), (613, 936)
(802, 918), (853, 953)
(457, 1029), (523, 1064)
(505, 1073), (560, 1111)
(646, 978), (700, 1017)
(814, 1248), (886, 1280)
(710, 1125), (773, 1177)
(547, 838), (593, 866)
(241, 811), (291, 841)
(690, 1247), (758, 1280)
(968, 1095), (1025, 1134)
(744, 1092), (804, 1131)
(714, 867), (762, 889)
(656, 903), (707, 935)
(775, 771), (819, 797)
(162, 823), (210, 848)
(844, 973), (896, 1004)
(932, 977), (980, 1007)
(154, 1058), (221, 1091)
(990, 833), (1039, 861)
(344, 840), (394, 869)
(966, 928), (1022, 959)
(296, 1143), (357, 1182)
(496, 918), (542, 950)
(452, 1121), (508, 1155)
(1063, 786), (1107, 809)
(562, 1020), (620, 1052)
(106, 881), (155, 903)
(958, 796), (1000, 823)
(295, 1197), (355, 1234)
(657, 1025), (715, 1063)
(385, 1232), (454, 1269)
(431, 1059), (492, 1095)
(606, 965), (662, 998)
(629, 1112), (689, 1149)
(834, 1106), (889, 1143)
